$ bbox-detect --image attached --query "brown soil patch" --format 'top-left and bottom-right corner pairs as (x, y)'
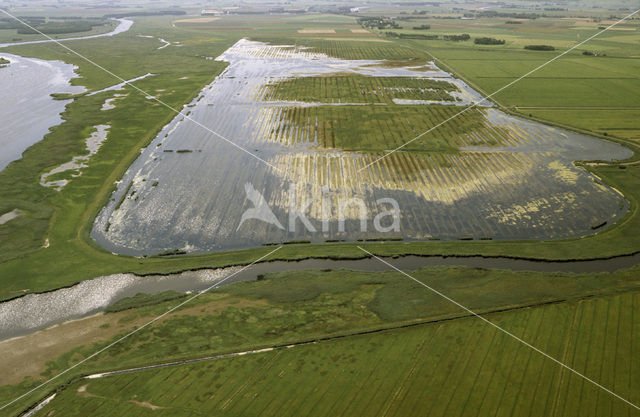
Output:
(0, 312), (149, 385)
(129, 400), (166, 410)
(298, 29), (336, 34)
(174, 17), (219, 23)
(0, 295), (269, 385)
(77, 384), (103, 398)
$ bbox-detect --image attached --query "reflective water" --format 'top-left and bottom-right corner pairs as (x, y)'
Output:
(2, 252), (639, 340)
(91, 39), (632, 256)
(0, 53), (84, 170)
(0, 18), (133, 171)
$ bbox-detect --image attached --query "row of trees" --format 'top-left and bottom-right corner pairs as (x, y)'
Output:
(524, 44), (555, 51)
(385, 32), (437, 39)
(358, 17), (401, 30)
(474, 37), (505, 45)
(465, 11), (540, 19)
(385, 32), (470, 41)
(582, 50), (606, 56)
(443, 33), (470, 41)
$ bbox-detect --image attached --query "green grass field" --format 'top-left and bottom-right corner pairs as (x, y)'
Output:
(264, 74), (459, 104)
(391, 18), (640, 141)
(0, 17), (118, 43)
(41, 291), (640, 416)
(270, 104), (489, 151)
(2, 266), (638, 416)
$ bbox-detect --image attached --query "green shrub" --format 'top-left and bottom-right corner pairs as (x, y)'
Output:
(524, 44), (555, 51)
(474, 37), (505, 45)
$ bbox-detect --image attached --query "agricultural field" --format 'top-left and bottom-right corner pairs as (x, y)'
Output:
(1, 266), (639, 416)
(263, 75), (461, 105)
(380, 16), (640, 140)
(39, 292), (640, 417)
(88, 31), (630, 255)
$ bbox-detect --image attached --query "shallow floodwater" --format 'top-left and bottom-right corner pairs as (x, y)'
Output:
(91, 39), (632, 255)
(0, 54), (84, 170)
(40, 124), (110, 189)
(2, 253), (639, 340)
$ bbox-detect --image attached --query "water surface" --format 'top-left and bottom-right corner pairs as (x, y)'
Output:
(0, 18), (134, 170)
(0, 54), (84, 170)
(91, 39), (632, 255)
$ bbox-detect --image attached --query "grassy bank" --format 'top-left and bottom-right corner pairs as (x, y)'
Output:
(2, 266), (639, 416)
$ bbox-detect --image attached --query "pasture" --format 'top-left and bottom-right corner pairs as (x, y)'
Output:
(2, 266), (638, 416)
(44, 291), (640, 417)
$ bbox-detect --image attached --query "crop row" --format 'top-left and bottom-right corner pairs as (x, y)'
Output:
(39, 291), (640, 416)
(261, 75), (459, 105)
(251, 104), (526, 152)
(272, 150), (540, 206)
(303, 39), (428, 61)
(266, 146), (618, 239)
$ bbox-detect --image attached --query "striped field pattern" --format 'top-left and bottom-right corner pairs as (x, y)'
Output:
(42, 290), (640, 416)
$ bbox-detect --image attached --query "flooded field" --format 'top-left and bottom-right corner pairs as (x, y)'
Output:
(91, 39), (632, 256)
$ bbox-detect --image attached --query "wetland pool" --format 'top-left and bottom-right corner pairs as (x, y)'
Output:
(0, 53), (84, 170)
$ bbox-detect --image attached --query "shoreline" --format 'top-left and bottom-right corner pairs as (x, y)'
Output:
(1, 251), (638, 341)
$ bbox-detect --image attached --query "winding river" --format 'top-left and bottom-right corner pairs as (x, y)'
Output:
(0, 19), (133, 170)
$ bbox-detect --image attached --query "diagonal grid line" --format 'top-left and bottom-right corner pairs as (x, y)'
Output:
(0, 9), (281, 173)
(0, 245), (283, 412)
(356, 246), (640, 411)
(358, 8), (640, 173)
